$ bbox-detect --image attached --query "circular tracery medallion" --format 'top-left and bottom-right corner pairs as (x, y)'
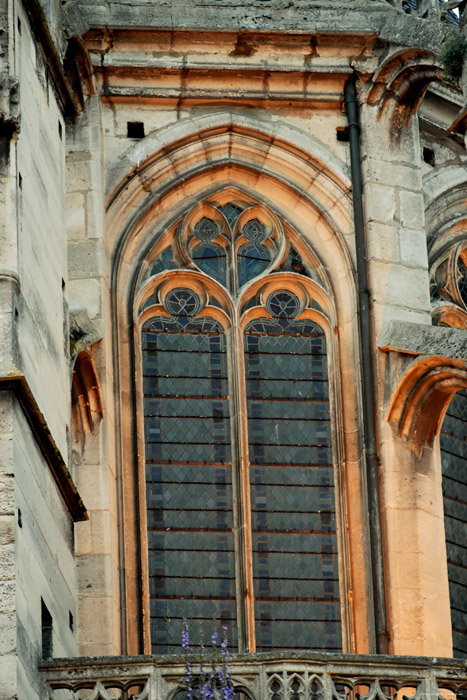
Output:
(266, 290), (301, 318)
(164, 288), (202, 317)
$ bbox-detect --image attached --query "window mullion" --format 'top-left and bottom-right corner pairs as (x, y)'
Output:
(228, 315), (256, 653)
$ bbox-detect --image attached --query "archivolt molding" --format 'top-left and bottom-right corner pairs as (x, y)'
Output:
(430, 241), (467, 328)
(424, 171), (467, 327)
(425, 170), (467, 260)
(432, 301), (467, 329)
(365, 48), (441, 136)
(424, 165), (467, 214)
(108, 128), (363, 654)
(105, 112), (352, 257)
(386, 355), (467, 457)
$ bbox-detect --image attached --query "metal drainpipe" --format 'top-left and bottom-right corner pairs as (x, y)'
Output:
(344, 73), (389, 655)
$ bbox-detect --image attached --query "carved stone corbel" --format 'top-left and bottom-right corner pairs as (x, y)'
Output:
(0, 69), (20, 137)
(69, 308), (102, 360)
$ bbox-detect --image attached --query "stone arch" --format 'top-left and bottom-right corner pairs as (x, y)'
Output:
(71, 348), (103, 458)
(365, 48), (441, 137)
(424, 167), (467, 259)
(106, 119), (371, 655)
(386, 355), (467, 457)
(424, 169), (467, 328)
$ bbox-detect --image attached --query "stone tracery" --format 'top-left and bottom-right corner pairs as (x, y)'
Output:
(135, 193), (343, 654)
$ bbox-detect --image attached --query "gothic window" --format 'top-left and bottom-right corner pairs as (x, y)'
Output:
(136, 193), (343, 654)
(440, 389), (467, 658)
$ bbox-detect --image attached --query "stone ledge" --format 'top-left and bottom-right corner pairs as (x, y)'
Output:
(64, 0), (449, 52)
(0, 373), (88, 522)
(379, 320), (467, 359)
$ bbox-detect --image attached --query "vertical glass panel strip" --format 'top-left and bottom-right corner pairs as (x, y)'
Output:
(440, 389), (467, 659)
(244, 316), (342, 652)
(142, 316), (237, 653)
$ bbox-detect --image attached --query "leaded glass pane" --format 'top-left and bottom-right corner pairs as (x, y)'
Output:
(219, 203), (242, 226)
(238, 219), (271, 286)
(143, 315), (237, 653)
(147, 246), (177, 277)
(192, 241), (227, 285)
(244, 316), (341, 652)
(440, 389), (467, 658)
(191, 217), (227, 286)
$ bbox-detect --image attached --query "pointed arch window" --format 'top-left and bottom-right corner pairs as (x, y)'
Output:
(136, 193), (344, 654)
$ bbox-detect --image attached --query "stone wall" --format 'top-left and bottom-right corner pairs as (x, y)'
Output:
(0, 1), (80, 697)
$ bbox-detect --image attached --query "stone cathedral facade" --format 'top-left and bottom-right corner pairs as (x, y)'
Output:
(0, 0), (466, 698)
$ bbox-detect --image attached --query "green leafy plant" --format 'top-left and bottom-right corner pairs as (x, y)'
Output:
(440, 34), (467, 84)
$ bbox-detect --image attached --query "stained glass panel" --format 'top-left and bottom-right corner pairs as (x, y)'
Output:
(244, 315), (341, 652)
(143, 315), (237, 653)
(440, 389), (467, 658)
(238, 219), (271, 287)
(191, 217), (227, 286)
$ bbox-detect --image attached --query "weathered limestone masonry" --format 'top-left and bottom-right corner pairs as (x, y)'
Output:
(1, 0), (467, 698)
(0, 1), (81, 699)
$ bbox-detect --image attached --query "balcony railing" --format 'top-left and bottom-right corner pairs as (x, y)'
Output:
(41, 652), (467, 700)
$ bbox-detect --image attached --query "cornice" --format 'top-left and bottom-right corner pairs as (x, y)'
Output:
(0, 371), (88, 522)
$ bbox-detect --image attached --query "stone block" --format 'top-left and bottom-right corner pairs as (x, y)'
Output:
(0, 580), (16, 614)
(0, 543), (14, 583)
(68, 240), (103, 279)
(362, 157), (421, 192)
(384, 508), (421, 554)
(76, 554), (114, 597)
(0, 612), (15, 654)
(66, 191), (87, 241)
(389, 587), (424, 640)
(66, 154), (94, 192)
(74, 509), (112, 556)
(399, 189), (425, 230)
(399, 228), (428, 269)
(366, 221), (399, 263)
(375, 303), (432, 336)
(0, 516), (14, 546)
(68, 278), (102, 319)
(364, 183), (397, 224)
(77, 595), (114, 646)
(85, 188), (104, 240)
(0, 476), (14, 516)
(369, 261), (431, 311)
(76, 464), (110, 511)
(0, 394), (14, 433)
(0, 654), (16, 700)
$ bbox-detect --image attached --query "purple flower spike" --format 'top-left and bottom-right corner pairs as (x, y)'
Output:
(182, 622), (190, 650)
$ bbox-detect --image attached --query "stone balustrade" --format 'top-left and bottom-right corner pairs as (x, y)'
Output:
(41, 652), (467, 700)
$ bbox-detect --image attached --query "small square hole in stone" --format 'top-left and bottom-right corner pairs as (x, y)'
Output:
(127, 121), (145, 139)
(423, 147), (435, 167)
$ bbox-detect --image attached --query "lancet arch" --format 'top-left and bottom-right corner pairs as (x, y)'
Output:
(106, 122), (371, 656)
